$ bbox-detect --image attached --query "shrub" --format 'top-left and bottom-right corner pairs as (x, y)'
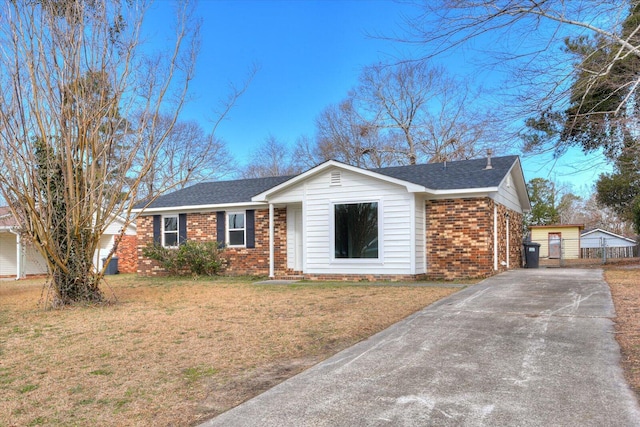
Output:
(142, 241), (226, 276)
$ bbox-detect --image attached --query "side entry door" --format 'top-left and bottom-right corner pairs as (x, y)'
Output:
(548, 233), (561, 259)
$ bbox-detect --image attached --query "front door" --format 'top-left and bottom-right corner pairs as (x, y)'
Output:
(287, 205), (303, 272)
(549, 233), (561, 259)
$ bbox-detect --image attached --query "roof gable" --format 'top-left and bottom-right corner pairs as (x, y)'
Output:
(252, 160), (426, 202)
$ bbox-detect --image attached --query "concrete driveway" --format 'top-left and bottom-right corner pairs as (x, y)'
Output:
(201, 268), (640, 426)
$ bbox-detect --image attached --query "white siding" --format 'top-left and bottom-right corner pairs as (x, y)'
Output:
(493, 171), (523, 213)
(0, 233), (16, 276)
(277, 168), (415, 275)
(94, 234), (115, 271)
(0, 233), (47, 277)
(267, 182), (305, 204)
(103, 216), (136, 236)
(581, 231), (636, 248)
(414, 196), (426, 274)
(24, 244), (47, 275)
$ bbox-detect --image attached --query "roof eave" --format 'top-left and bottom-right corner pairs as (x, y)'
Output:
(423, 187), (500, 197)
(133, 201), (268, 215)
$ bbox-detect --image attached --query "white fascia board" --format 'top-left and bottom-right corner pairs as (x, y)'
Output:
(133, 201), (268, 216)
(252, 160), (425, 202)
(425, 187), (498, 198)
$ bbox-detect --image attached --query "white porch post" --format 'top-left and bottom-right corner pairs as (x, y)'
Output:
(506, 213), (510, 268)
(269, 203), (275, 278)
(493, 204), (498, 271)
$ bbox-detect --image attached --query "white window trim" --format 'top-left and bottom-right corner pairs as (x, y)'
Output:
(162, 214), (179, 248)
(227, 211), (246, 248)
(330, 199), (383, 264)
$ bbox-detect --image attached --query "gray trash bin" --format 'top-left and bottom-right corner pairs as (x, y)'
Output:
(523, 242), (540, 268)
(103, 257), (119, 275)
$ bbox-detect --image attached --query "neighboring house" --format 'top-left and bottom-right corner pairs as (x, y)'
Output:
(0, 206), (137, 279)
(581, 228), (637, 259)
(530, 224), (585, 260)
(0, 207), (47, 278)
(134, 155), (530, 280)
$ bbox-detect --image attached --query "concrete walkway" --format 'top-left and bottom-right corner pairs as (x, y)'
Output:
(202, 269), (640, 426)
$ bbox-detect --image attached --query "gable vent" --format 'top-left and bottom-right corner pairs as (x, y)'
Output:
(330, 171), (341, 186)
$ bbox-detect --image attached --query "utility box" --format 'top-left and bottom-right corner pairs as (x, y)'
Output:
(103, 257), (119, 275)
(523, 242), (540, 269)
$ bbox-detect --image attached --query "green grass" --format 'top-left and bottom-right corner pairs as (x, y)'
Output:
(182, 365), (219, 384)
(89, 369), (113, 376)
(19, 384), (38, 394)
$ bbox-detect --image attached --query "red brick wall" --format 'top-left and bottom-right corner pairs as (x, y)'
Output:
(137, 215), (162, 275)
(425, 198), (523, 280)
(136, 200), (524, 280)
(115, 234), (137, 273)
(496, 203), (524, 271)
(136, 209), (288, 276)
(425, 198), (494, 280)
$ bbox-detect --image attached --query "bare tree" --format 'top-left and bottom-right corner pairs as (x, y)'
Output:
(403, 1), (640, 151)
(304, 98), (398, 169)
(354, 62), (501, 164)
(0, 0), (206, 305)
(136, 114), (236, 198)
(241, 135), (301, 178)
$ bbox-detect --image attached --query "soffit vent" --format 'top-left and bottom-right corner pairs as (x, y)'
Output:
(330, 171), (341, 186)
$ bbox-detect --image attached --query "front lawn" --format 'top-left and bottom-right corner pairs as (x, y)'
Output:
(0, 275), (459, 426)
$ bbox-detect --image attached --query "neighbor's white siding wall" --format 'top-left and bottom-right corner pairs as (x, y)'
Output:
(276, 168), (415, 276)
(93, 217), (136, 271)
(581, 231), (636, 248)
(0, 233), (47, 277)
(94, 234), (115, 271)
(24, 244), (47, 275)
(0, 233), (16, 276)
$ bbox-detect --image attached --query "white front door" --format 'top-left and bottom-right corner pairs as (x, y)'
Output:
(287, 205), (303, 272)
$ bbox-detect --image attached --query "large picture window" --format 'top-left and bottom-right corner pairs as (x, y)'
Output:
(228, 212), (246, 246)
(334, 202), (378, 259)
(163, 215), (178, 247)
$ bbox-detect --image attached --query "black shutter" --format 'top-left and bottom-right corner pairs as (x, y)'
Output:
(178, 213), (187, 245)
(246, 210), (255, 249)
(153, 215), (161, 245)
(216, 211), (226, 246)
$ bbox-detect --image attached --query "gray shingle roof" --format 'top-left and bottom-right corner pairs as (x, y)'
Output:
(139, 155), (518, 209)
(372, 155), (518, 190)
(139, 175), (295, 209)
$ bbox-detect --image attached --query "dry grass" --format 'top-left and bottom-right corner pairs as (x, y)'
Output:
(605, 264), (640, 400)
(0, 275), (459, 426)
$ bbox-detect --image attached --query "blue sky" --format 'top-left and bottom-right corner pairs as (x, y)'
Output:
(146, 0), (609, 196)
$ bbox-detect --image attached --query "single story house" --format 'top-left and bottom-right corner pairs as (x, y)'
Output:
(134, 155), (530, 280)
(581, 228), (637, 258)
(0, 206), (137, 279)
(529, 224), (585, 260)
